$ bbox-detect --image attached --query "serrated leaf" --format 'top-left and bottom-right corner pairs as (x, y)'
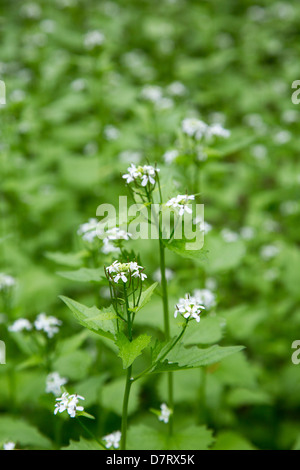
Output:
(115, 332), (151, 368)
(131, 282), (158, 313)
(183, 316), (224, 345)
(60, 296), (117, 339)
(152, 344), (244, 373)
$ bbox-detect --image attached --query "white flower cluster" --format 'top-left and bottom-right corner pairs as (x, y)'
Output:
(84, 30), (105, 49)
(9, 313), (62, 338)
(34, 313), (62, 338)
(260, 244), (279, 260)
(166, 194), (195, 216)
(182, 118), (230, 141)
(140, 85), (174, 110)
(174, 294), (205, 323)
(102, 431), (122, 449)
(8, 318), (32, 333)
(153, 268), (174, 284)
(122, 164), (159, 187)
(106, 261), (147, 283)
(54, 392), (84, 418)
(193, 289), (216, 309)
(163, 149), (179, 165)
(46, 372), (68, 396)
(0, 273), (16, 291)
(77, 218), (99, 243)
(158, 403), (172, 424)
(2, 442), (15, 451)
(102, 228), (132, 255)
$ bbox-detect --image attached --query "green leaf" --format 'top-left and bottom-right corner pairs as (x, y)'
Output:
(62, 437), (102, 450)
(127, 424), (214, 450)
(45, 250), (87, 267)
(212, 431), (256, 450)
(0, 416), (51, 449)
(57, 267), (104, 283)
(131, 282), (158, 313)
(115, 332), (151, 368)
(164, 237), (206, 260)
(183, 316), (224, 345)
(60, 296), (117, 339)
(152, 344), (244, 373)
(204, 237), (245, 272)
(53, 350), (94, 381)
(226, 388), (272, 407)
(55, 330), (90, 356)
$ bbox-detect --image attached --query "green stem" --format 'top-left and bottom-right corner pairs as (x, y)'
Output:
(120, 282), (133, 450)
(133, 321), (188, 382)
(159, 238), (174, 435)
(76, 417), (105, 449)
(120, 365), (133, 450)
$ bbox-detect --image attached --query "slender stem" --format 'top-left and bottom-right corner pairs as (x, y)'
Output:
(159, 238), (170, 339)
(76, 417), (106, 449)
(120, 365), (133, 450)
(120, 282), (133, 450)
(133, 321), (188, 382)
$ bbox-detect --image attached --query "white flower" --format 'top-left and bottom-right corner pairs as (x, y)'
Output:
(101, 242), (120, 255)
(174, 294), (205, 323)
(260, 244), (279, 260)
(46, 372), (68, 396)
(101, 228), (132, 254)
(0, 273), (15, 291)
(34, 313), (62, 338)
(104, 227), (132, 243)
(54, 392), (84, 418)
(21, 3), (42, 19)
(240, 226), (255, 240)
(163, 149), (179, 164)
(167, 81), (186, 96)
(221, 228), (239, 243)
(166, 194), (195, 216)
(206, 123), (230, 140)
(193, 289), (216, 309)
(141, 85), (163, 103)
(122, 164), (159, 187)
(8, 318), (32, 333)
(251, 145), (267, 160)
(153, 268), (174, 284)
(71, 78), (86, 92)
(194, 216), (212, 234)
(3, 442), (15, 450)
(84, 30), (105, 49)
(103, 431), (121, 449)
(77, 218), (99, 243)
(158, 403), (172, 424)
(273, 130), (291, 145)
(182, 118), (208, 140)
(103, 125), (120, 141)
(118, 150), (142, 164)
(106, 261), (147, 283)
(155, 97), (174, 110)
